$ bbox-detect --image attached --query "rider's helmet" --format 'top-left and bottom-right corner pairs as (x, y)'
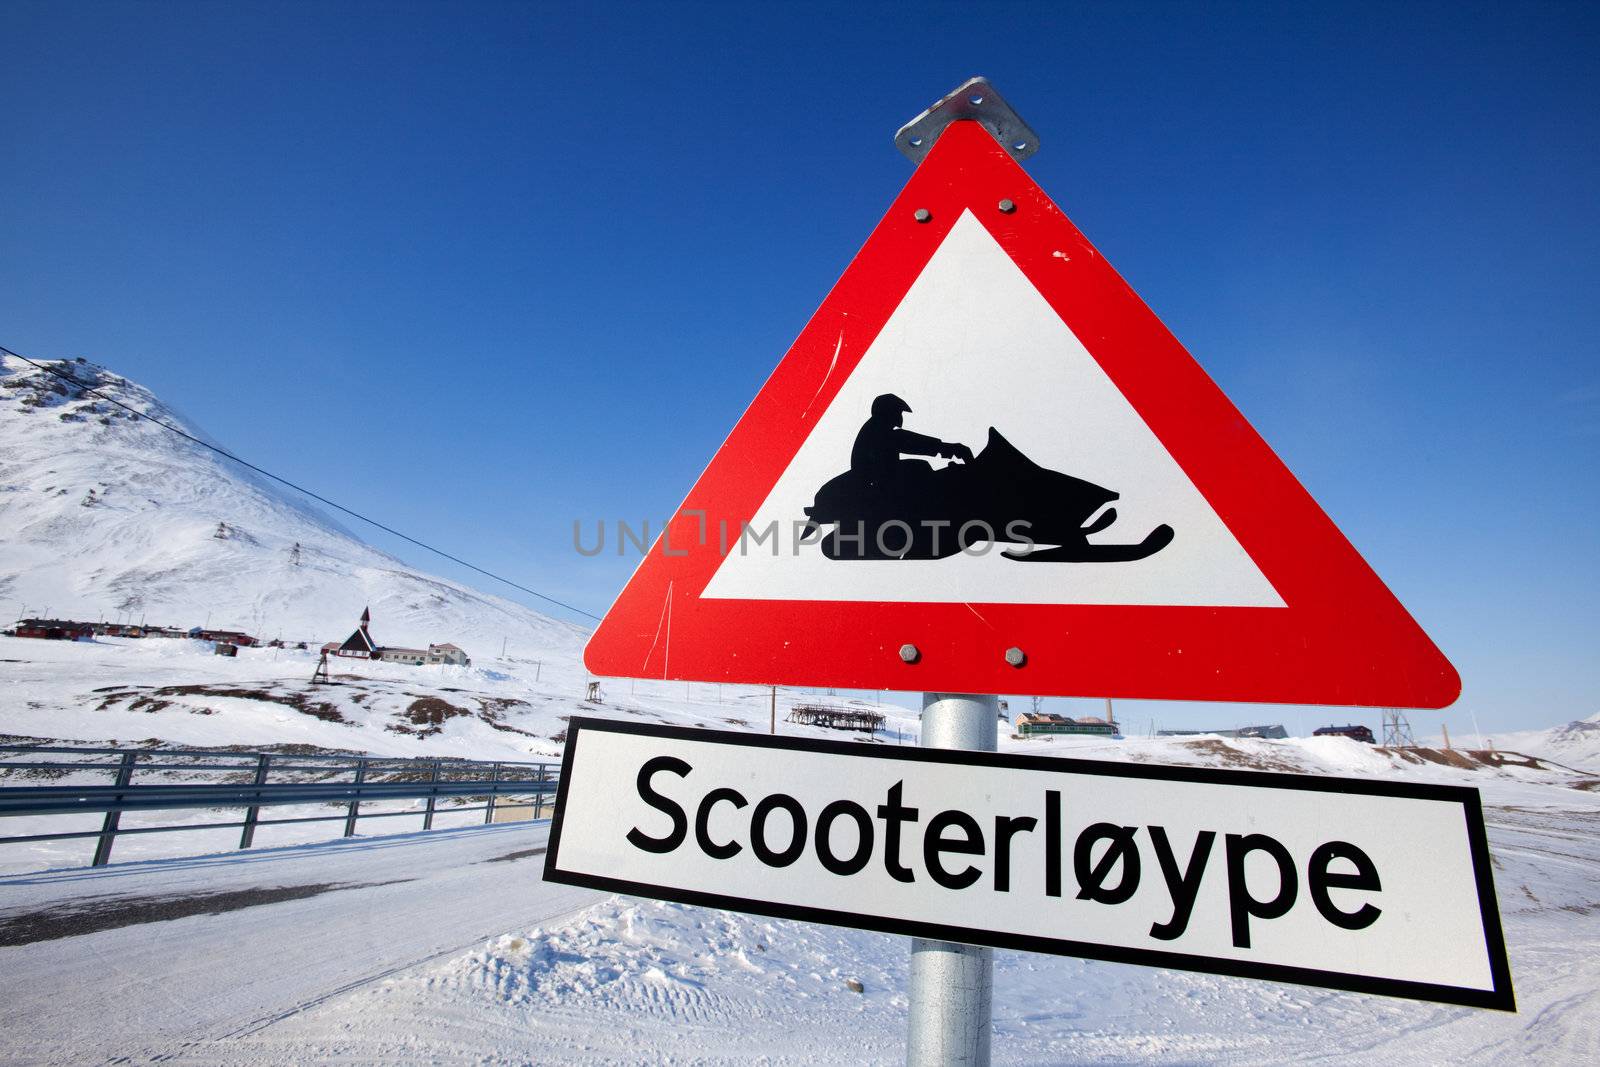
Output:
(871, 393), (912, 420)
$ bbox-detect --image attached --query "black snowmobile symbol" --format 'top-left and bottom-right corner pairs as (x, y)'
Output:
(801, 393), (1175, 562)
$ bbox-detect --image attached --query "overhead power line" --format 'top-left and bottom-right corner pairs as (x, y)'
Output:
(1, 345), (601, 622)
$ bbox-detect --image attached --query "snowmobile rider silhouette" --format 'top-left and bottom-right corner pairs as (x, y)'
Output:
(850, 393), (975, 489)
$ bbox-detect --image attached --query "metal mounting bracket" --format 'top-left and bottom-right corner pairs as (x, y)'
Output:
(894, 76), (1039, 165)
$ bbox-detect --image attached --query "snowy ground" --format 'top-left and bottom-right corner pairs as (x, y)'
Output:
(1, 762), (1596, 1065)
(0, 821), (598, 1065)
(8, 353), (1598, 1061)
(0, 633), (914, 760)
(0, 632), (918, 875)
(5, 637), (1600, 1062)
(215, 756), (1600, 1065)
(3, 633), (1598, 1066)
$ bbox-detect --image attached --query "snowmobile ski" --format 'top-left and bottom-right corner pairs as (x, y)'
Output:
(1001, 523), (1176, 563)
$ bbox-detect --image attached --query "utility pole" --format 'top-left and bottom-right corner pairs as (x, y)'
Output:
(501, 636), (508, 659)
(770, 685), (777, 734)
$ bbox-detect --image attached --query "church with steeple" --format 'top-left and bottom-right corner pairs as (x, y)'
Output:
(330, 606), (377, 659)
(321, 607), (469, 667)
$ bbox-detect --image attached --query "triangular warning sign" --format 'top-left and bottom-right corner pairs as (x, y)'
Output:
(585, 121), (1459, 708)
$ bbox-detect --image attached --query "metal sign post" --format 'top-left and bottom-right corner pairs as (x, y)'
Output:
(899, 86), (1020, 1062)
(565, 75), (1488, 1066)
(908, 692), (998, 1065)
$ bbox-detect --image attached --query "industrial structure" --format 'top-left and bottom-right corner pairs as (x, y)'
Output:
(1380, 708), (1417, 748)
(787, 704), (885, 734)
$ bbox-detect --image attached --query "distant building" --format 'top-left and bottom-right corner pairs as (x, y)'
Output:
(1158, 724), (1288, 740)
(1016, 712), (1120, 738)
(327, 608), (469, 666)
(14, 618), (95, 641)
(87, 622), (187, 639)
(94, 622), (144, 638)
(1314, 724), (1376, 744)
(331, 608), (378, 659)
(189, 627), (258, 647)
(376, 643), (470, 667)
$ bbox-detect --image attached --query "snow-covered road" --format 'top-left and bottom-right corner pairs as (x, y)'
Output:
(3, 795), (1598, 1064)
(203, 801), (1599, 1066)
(0, 820), (596, 1065)
(4, 726), (1599, 1064)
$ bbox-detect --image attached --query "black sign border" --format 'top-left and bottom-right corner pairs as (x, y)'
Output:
(543, 717), (1514, 1012)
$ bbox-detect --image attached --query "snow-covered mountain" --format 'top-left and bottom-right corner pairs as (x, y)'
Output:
(4, 352), (1593, 779)
(0, 351), (583, 658)
(1478, 712), (1600, 771)
(0, 352), (897, 761)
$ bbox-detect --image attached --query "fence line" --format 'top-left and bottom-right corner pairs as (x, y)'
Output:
(0, 744), (559, 867)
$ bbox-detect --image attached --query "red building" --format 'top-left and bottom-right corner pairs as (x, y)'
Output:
(189, 627), (259, 647)
(94, 622), (144, 638)
(14, 619), (95, 641)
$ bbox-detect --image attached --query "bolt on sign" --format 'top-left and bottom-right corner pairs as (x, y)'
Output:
(582, 119), (1458, 707)
(546, 720), (1514, 1010)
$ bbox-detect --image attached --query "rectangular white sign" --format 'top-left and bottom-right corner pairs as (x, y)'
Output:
(544, 719), (1513, 1010)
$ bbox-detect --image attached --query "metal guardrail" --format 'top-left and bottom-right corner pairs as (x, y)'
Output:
(0, 744), (559, 867)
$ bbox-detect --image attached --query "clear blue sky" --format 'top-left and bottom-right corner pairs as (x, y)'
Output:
(3, 1), (1595, 734)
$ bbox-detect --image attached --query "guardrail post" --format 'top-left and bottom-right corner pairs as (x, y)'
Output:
(423, 759), (441, 830)
(484, 762), (502, 824)
(344, 758), (368, 837)
(239, 753), (272, 849)
(92, 751), (137, 867)
(534, 764), (548, 820)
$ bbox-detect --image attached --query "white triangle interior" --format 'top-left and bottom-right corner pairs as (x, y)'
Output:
(702, 210), (1285, 608)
